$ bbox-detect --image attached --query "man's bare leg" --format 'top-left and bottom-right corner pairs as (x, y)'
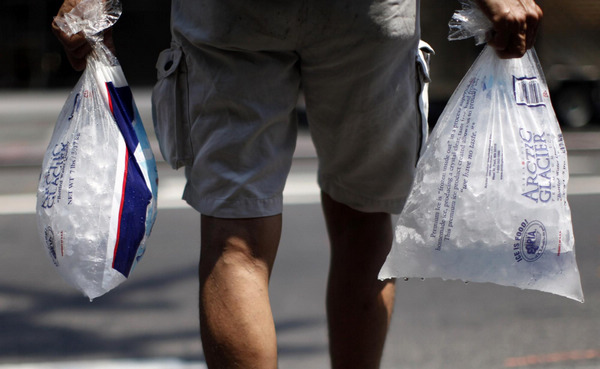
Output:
(321, 192), (396, 369)
(199, 214), (281, 369)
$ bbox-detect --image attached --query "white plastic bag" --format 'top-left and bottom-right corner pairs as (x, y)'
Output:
(379, 0), (583, 302)
(37, 0), (158, 300)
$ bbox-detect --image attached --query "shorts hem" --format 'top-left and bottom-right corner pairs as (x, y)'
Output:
(183, 188), (284, 219)
(319, 178), (407, 215)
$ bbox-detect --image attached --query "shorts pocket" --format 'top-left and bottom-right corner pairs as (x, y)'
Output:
(416, 40), (434, 159)
(151, 44), (193, 169)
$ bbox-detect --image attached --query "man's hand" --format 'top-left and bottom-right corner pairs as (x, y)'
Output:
(51, 0), (115, 71)
(476, 0), (543, 59)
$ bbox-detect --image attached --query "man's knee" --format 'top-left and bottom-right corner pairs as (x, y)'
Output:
(200, 214), (282, 280)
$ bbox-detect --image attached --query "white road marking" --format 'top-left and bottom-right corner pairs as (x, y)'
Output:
(0, 359), (206, 369)
(2, 170), (599, 216)
(2, 175), (599, 216)
(0, 172), (322, 215)
(566, 176), (600, 195)
(155, 172), (321, 210)
(0, 193), (36, 215)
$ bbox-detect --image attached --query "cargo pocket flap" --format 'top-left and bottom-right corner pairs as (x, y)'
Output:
(152, 44), (192, 169)
(416, 40), (435, 158)
(417, 40), (434, 84)
(156, 47), (183, 80)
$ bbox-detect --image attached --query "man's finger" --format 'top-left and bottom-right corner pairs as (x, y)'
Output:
(103, 28), (116, 56)
(488, 29), (510, 55)
(525, 2), (543, 50)
(489, 16), (526, 58)
(66, 54), (87, 72)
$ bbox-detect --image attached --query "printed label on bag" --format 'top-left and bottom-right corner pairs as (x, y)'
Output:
(66, 132), (80, 205)
(513, 219), (547, 262)
(484, 135), (504, 189)
(514, 76), (546, 107)
(40, 133), (81, 209)
(518, 128), (566, 203)
(40, 142), (69, 209)
(44, 226), (59, 266)
(430, 77), (480, 250)
(426, 75), (567, 252)
(68, 93), (82, 120)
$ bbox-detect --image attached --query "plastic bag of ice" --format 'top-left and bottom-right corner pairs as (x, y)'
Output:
(37, 0), (158, 300)
(379, 0), (583, 302)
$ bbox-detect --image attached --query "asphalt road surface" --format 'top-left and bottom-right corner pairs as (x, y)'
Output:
(0, 155), (599, 369)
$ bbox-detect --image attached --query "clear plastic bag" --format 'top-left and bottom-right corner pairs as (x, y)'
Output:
(379, 0), (583, 302)
(37, 0), (158, 300)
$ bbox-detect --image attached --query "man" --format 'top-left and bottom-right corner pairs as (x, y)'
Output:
(53, 0), (542, 368)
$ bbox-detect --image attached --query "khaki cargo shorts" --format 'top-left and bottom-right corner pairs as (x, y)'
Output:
(152, 0), (432, 218)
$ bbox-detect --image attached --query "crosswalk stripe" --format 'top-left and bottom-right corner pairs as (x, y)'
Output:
(0, 172), (322, 215)
(1, 175), (599, 216)
(0, 359), (206, 369)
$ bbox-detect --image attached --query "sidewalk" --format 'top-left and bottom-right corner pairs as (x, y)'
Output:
(0, 89), (316, 167)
